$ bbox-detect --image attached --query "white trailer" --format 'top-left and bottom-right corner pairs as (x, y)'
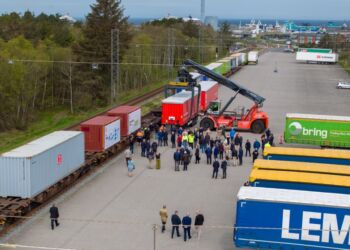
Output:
(296, 52), (338, 64)
(248, 51), (259, 64)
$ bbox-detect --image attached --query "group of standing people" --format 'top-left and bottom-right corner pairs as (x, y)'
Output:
(159, 205), (205, 242)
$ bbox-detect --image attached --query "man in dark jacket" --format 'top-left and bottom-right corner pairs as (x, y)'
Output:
(212, 160), (220, 179)
(171, 210), (181, 238)
(205, 147), (212, 164)
(171, 132), (176, 148)
(238, 147), (243, 166)
(182, 213), (192, 242)
(173, 149), (181, 171)
(245, 139), (251, 157)
(194, 210), (205, 237)
(183, 152), (190, 171)
(252, 148), (259, 163)
(221, 159), (228, 179)
(151, 141), (158, 154)
(49, 204), (59, 230)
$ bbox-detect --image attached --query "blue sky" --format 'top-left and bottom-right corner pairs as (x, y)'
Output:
(0, 0), (349, 20)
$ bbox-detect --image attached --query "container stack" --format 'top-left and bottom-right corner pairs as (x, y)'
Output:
(234, 146), (350, 249)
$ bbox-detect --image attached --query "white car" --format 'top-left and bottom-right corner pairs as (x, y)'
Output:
(337, 82), (350, 89)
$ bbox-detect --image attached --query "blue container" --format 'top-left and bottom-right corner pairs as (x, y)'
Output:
(234, 187), (350, 249)
(265, 154), (350, 166)
(251, 180), (350, 194)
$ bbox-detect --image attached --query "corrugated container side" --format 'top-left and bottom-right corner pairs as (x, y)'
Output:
(107, 106), (141, 136)
(30, 133), (85, 197)
(235, 187), (350, 249)
(0, 157), (31, 198)
(0, 132), (84, 198)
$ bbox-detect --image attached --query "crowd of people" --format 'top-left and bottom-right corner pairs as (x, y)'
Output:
(125, 123), (276, 178)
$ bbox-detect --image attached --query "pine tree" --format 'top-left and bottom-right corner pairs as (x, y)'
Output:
(74, 0), (132, 106)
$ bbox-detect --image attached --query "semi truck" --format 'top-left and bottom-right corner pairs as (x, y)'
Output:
(234, 186), (350, 249)
(248, 51), (259, 64)
(284, 113), (350, 148)
(296, 51), (338, 64)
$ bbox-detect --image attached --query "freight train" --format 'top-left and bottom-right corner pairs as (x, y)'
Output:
(0, 53), (248, 209)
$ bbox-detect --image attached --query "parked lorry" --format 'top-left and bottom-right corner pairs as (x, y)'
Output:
(248, 51), (259, 64)
(296, 51), (338, 64)
(234, 186), (350, 249)
(284, 113), (350, 148)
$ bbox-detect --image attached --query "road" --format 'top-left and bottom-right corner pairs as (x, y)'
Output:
(1, 51), (349, 250)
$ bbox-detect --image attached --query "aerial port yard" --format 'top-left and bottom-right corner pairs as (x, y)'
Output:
(1, 49), (350, 250)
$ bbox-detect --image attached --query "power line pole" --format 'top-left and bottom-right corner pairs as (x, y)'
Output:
(111, 29), (119, 103)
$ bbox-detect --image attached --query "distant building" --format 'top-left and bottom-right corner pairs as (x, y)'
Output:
(59, 14), (76, 23)
(205, 16), (219, 31)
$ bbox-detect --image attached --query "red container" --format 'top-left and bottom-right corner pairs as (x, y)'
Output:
(199, 81), (219, 111)
(162, 91), (199, 126)
(80, 116), (121, 152)
(107, 106), (141, 136)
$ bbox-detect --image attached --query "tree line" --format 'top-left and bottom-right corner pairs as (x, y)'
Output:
(0, 0), (235, 132)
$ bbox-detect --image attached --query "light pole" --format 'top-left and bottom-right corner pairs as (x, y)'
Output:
(111, 28), (119, 104)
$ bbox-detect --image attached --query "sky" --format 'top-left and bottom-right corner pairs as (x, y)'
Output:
(0, 0), (349, 20)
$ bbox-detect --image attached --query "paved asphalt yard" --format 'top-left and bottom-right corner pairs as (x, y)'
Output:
(1, 51), (350, 250)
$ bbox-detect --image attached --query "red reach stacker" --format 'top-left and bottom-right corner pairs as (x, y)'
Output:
(183, 59), (269, 133)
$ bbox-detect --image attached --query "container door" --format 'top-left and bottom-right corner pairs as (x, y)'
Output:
(104, 119), (121, 149)
(128, 109), (141, 134)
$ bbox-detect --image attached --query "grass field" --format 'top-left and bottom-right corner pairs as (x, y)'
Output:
(0, 81), (167, 154)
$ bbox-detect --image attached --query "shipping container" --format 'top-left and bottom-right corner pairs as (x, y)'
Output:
(264, 147), (350, 165)
(198, 81), (219, 111)
(161, 90), (199, 126)
(284, 113), (350, 148)
(0, 131), (84, 199)
(253, 159), (350, 176)
(203, 63), (224, 80)
(249, 168), (350, 194)
(80, 116), (121, 152)
(240, 53), (247, 64)
(107, 106), (141, 136)
(234, 187), (350, 249)
(217, 59), (231, 75)
(296, 52), (338, 64)
(248, 51), (259, 64)
(298, 48), (333, 53)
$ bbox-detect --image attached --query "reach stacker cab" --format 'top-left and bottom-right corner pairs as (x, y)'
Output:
(182, 59), (269, 133)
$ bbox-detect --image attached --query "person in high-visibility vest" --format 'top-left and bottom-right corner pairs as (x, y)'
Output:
(188, 133), (194, 149)
(182, 132), (189, 148)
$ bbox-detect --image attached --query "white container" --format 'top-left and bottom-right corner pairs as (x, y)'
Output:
(296, 52), (338, 63)
(248, 51), (259, 64)
(0, 131), (85, 198)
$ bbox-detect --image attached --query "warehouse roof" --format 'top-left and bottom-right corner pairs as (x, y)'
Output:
(286, 113), (350, 121)
(249, 169), (350, 188)
(1, 131), (82, 158)
(253, 159), (350, 176)
(263, 147), (350, 159)
(238, 186), (350, 208)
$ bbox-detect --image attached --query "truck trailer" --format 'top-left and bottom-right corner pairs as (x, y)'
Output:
(284, 113), (350, 148)
(248, 51), (259, 64)
(234, 186), (350, 249)
(296, 51), (338, 64)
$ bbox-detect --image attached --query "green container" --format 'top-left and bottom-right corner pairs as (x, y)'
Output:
(284, 113), (350, 148)
(217, 59), (231, 75)
(298, 48), (332, 53)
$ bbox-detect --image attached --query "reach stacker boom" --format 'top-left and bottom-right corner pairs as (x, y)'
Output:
(182, 59), (269, 133)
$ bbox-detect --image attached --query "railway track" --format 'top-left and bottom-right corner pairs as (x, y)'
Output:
(0, 65), (242, 237)
(0, 86), (164, 238)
